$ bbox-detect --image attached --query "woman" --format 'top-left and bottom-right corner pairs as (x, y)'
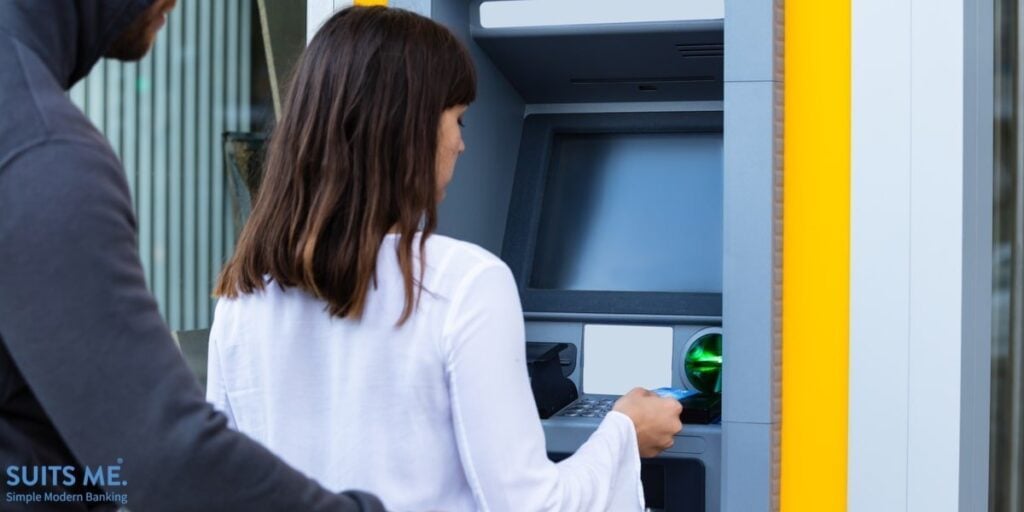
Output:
(207, 6), (682, 511)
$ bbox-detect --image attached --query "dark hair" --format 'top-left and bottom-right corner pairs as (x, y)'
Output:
(215, 6), (476, 324)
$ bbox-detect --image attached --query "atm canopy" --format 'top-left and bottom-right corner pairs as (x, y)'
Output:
(470, 0), (724, 103)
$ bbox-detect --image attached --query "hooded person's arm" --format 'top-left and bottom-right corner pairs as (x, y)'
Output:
(0, 141), (386, 512)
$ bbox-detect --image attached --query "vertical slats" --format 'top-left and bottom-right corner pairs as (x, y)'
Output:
(105, 63), (121, 156)
(88, 60), (106, 133)
(67, 0), (252, 331)
(197, 0), (213, 331)
(69, 82), (86, 111)
(122, 63), (138, 207)
(212, 0), (227, 323)
(222, 0), (240, 320)
(240, 0), (252, 132)
(183, 0), (199, 330)
(152, 23), (169, 321)
(137, 46), (154, 289)
(168, 5), (184, 329)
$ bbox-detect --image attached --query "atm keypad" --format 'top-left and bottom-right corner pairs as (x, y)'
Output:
(557, 398), (615, 418)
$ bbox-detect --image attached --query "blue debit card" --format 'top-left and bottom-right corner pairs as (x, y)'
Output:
(653, 387), (698, 400)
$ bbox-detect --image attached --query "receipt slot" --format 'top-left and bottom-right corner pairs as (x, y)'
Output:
(526, 342), (579, 419)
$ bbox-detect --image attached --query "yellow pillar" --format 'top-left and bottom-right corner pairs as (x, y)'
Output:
(782, 0), (850, 511)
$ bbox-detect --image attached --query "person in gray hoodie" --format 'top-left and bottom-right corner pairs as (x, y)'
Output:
(0, 1), (386, 510)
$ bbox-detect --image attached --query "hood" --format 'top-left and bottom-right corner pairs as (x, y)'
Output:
(0, 0), (154, 90)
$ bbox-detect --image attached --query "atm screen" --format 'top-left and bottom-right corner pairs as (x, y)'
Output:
(529, 131), (722, 293)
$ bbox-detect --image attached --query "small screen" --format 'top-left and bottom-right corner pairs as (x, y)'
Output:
(583, 324), (674, 395)
(529, 131), (722, 293)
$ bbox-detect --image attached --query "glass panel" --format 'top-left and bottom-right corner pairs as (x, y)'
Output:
(991, 0), (1024, 509)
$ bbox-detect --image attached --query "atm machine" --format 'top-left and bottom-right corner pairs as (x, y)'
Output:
(500, 107), (724, 512)
(320, 1), (779, 510)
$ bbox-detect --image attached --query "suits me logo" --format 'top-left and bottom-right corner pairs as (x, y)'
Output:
(5, 459), (126, 487)
(3, 459), (129, 506)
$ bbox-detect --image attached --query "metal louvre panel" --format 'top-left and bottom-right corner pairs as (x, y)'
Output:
(69, 0), (253, 331)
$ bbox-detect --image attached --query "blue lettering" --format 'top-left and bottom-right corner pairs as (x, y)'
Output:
(6, 466), (19, 486)
(21, 466), (38, 486)
(82, 466), (103, 487)
(106, 466), (122, 487)
(61, 466), (76, 486)
(45, 466), (61, 485)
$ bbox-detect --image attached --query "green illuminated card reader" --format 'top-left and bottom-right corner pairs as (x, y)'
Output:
(679, 329), (723, 424)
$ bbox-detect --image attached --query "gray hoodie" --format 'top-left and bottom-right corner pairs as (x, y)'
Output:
(0, 1), (385, 510)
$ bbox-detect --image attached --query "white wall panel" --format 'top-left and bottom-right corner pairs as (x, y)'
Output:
(849, 0), (912, 509)
(850, 0), (967, 511)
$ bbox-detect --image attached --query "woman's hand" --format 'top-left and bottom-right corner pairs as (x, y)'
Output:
(612, 387), (684, 458)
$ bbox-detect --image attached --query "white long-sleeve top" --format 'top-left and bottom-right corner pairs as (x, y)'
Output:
(206, 234), (644, 512)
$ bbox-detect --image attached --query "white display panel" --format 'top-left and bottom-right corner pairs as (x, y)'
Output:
(582, 324), (674, 395)
(479, 0), (724, 29)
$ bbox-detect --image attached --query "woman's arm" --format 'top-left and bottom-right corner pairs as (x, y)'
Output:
(441, 262), (644, 512)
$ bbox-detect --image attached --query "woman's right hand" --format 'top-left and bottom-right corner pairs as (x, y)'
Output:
(612, 387), (684, 458)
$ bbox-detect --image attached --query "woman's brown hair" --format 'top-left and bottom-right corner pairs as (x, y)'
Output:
(214, 6), (476, 324)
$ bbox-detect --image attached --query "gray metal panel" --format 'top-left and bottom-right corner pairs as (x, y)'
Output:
(544, 418), (722, 512)
(721, 1), (781, 509)
(724, 0), (777, 82)
(432, 0), (525, 254)
(721, 421), (772, 512)
(722, 81), (776, 425)
(960, 0), (994, 509)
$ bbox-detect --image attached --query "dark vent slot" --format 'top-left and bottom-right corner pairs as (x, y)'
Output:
(675, 43), (724, 58)
(570, 76), (715, 85)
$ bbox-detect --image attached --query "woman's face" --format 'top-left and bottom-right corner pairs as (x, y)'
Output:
(436, 105), (468, 201)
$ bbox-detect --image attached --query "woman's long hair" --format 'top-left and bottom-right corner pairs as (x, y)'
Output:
(214, 6), (476, 324)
